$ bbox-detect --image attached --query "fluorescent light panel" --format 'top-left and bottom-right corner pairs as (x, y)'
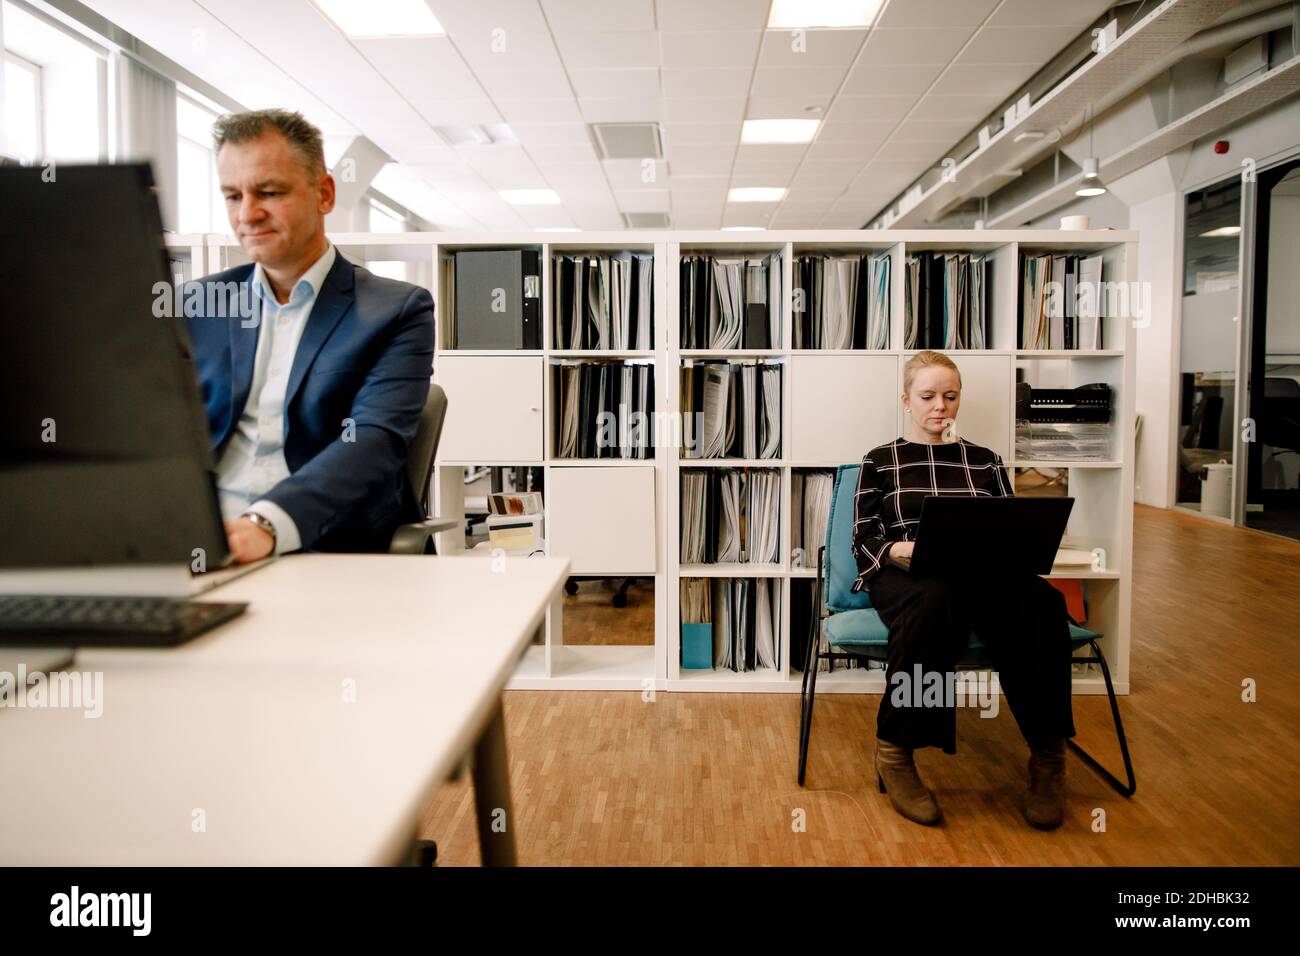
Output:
(768, 0), (883, 29)
(313, 0), (444, 37)
(741, 119), (820, 144)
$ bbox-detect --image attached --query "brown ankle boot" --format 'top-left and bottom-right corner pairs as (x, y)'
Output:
(874, 739), (942, 826)
(1023, 739), (1067, 830)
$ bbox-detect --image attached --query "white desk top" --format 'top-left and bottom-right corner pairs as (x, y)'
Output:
(0, 554), (569, 865)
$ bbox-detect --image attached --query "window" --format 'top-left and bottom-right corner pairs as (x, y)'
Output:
(366, 197), (410, 281)
(2, 0), (105, 162)
(3, 52), (41, 162)
(175, 94), (225, 233)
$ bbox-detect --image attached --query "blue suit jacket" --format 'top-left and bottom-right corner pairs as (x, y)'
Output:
(186, 251), (434, 553)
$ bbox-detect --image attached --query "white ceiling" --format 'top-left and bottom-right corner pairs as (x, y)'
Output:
(80, 0), (1117, 231)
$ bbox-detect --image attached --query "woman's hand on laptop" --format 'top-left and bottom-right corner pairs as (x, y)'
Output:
(888, 541), (914, 571)
(225, 519), (275, 565)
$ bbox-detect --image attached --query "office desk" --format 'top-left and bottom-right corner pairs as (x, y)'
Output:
(0, 554), (569, 865)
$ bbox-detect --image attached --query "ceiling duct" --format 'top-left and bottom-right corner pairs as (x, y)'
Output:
(592, 123), (663, 160)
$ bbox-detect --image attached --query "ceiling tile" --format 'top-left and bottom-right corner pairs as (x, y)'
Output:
(876, 0), (999, 29)
(906, 92), (1002, 121)
(578, 98), (664, 122)
(735, 143), (808, 165)
(568, 68), (661, 98)
(405, 99), (504, 125)
(656, 0), (770, 31)
(842, 62), (944, 96)
(745, 97), (833, 120)
(604, 158), (670, 188)
(664, 122), (742, 145)
(660, 31), (761, 69)
(750, 67), (847, 98)
(662, 68), (752, 98)
(664, 97), (746, 123)
(987, 0), (1115, 29)
(859, 28), (974, 66)
(956, 25), (1078, 65)
(353, 37), (483, 99)
(553, 30), (659, 69)
(496, 98), (584, 123)
(804, 139), (876, 161)
(510, 123), (595, 147)
(756, 27), (866, 69)
(815, 118), (897, 142)
(541, 0), (657, 32)
(476, 69), (575, 99)
(614, 188), (671, 212)
(523, 143), (601, 164)
(826, 94), (917, 126)
(929, 62), (1032, 98)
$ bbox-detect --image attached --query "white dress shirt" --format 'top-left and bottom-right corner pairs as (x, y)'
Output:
(216, 243), (337, 554)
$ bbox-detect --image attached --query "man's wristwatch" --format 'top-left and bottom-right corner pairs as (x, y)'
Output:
(240, 511), (277, 547)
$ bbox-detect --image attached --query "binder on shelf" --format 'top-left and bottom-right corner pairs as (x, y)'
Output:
(791, 252), (890, 349)
(554, 360), (654, 459)
(553, 252), (654, 350)
(904, 251), (990, 349)
(452, 249), (541, 349)
(679, 252), (781, 349)
(680, 468), (780, 565)
(688, 576), (780, 673)
(1019, 252), (1104, 350)
(790, 470), (834, 568)
(680, 359), (781, 460)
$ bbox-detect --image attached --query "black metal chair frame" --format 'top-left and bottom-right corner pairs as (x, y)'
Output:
(797, 545), (1136, 797)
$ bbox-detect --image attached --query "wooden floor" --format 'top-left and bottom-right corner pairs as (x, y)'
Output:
(420, 505), (1300, 865)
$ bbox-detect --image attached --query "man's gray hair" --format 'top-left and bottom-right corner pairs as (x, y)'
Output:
(212, 109), (327, 179)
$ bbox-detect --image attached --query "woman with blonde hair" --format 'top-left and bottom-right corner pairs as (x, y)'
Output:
(852, 350), (1076, 829)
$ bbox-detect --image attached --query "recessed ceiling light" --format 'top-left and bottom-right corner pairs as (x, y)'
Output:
(1199, 225), (1241, 238)
(768, 0), (883, 29)
(729, 187), (786, 203)
(742, 119), (820, 144)
(501, 189), (561, 205)
(312, 0), (444, 38)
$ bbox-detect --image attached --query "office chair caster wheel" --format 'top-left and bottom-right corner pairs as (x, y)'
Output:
(564, 579), (579, 596)
(613, 591), (628, 608)
(415, 839), (438, 867)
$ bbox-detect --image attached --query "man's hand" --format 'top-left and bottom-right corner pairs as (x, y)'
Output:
(888, 541), (914, 571)
(225, 518), (275, 565)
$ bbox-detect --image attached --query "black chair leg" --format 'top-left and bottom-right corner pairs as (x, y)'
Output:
(798, 645), (821, 787)
(1066, 639), (1137, 797)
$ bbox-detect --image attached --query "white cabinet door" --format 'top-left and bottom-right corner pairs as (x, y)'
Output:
(895, 353), (1012, 459)
(436, 356), (543, 461)
(788, 354), (899, 462)
(547, 466), (656, 574)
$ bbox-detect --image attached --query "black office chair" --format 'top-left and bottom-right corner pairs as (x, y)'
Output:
(389, 383), (460, 554)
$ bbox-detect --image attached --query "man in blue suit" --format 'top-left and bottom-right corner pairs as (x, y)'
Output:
(187, 109), (433, 563)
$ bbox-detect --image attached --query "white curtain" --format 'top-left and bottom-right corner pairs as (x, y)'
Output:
(113, 53), (178, 230)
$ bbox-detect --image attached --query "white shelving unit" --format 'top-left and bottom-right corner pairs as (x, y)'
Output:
(184, 229), (1137, 696)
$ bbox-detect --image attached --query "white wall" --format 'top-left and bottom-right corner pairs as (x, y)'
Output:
(1265, 191), (1300, 354)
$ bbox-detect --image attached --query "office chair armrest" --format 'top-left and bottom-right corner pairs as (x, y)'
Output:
(388, 518), (460, 555)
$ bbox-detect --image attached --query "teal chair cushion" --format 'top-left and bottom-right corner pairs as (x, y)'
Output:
(822, 609), (1103, 652)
